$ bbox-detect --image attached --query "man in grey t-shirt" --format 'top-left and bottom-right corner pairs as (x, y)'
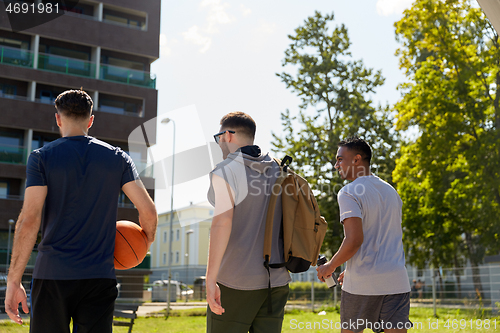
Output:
(317, 137), (411, 333)
(206, 112), (290, 333)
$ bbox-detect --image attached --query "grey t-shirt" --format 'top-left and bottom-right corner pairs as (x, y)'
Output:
(207, 151), (291, 290)
(338, 174), (411, 295)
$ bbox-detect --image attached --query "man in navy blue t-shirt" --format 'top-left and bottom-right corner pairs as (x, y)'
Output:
(5, 90), (157, 333)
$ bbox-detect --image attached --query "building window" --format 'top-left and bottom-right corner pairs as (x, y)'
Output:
(98, 93), (144, 117)
(163, 231), (167, 243)
(170, 230), (173, 242)
(162, 253), (166, 265)
(35, 84), (67, 105)
(0, 84), (16, 96)
(175, 251), (179, 263)
(0, 36), (30, 50)
(0, 181), (8, 198)
(39, 90), (56, 104)
(31, 132), (59, 150)
(102, 8), (146, 30)
(0, 178), (21, 199)
(0, 127), (25, 164)
(176, 229), (180, 241)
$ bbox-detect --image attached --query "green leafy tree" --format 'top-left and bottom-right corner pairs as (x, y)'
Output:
(272, 11), (400, 257)
(393, 0), (500, 294)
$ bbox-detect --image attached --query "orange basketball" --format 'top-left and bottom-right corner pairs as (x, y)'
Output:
(114, 220), (148, 270)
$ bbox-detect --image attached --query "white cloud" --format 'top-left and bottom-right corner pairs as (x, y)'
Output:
(159, 34), (172, 56)
(182, 26), (212, 53)
(256, 21), (276, 35)
(181, 0), (236, 53)
(240, 4), (251, 17)
(202, 0), (235, 34)
(376, 0), (413, 16)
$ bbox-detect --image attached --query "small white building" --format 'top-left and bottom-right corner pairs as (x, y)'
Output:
(150, 201), (213, 285)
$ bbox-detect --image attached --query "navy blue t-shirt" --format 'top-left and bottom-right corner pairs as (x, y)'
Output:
(26, 136), (139, 280)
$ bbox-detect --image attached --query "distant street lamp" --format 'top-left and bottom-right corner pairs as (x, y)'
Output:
(185, 229), (194, 302)
(161, 117), (176, 317)
(6, 219), (15, 272)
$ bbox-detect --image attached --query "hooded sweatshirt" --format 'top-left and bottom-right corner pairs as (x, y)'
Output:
(207, 148), (291, 290)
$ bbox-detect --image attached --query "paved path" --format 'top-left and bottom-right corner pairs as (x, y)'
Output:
(137, 302), (207, 316)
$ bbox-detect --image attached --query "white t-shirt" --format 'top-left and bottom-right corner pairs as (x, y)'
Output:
(338, 174), (411, 295)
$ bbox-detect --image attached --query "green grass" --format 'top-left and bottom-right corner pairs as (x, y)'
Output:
(1, 307), (499, 332)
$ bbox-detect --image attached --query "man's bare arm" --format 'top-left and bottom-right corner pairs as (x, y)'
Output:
(317, 217), (363, 282)
(206, 174), (234, 315)
(6, 186), (47, 324)
(122, 180), (158, 246)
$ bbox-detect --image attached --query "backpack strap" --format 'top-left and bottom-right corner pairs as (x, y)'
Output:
(263, 158), (288, 261)
(263, 155), (292, 314)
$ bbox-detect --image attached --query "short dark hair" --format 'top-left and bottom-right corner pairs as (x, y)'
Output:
(55, 89), (93, 120)
(338, 136), (372, 164)
(220, 112), (256, 139)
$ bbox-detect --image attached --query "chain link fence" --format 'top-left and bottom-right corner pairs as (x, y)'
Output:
(1, 264), (499, 314)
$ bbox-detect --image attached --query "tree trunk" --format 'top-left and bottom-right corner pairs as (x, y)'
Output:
(465, 232), (484, 300)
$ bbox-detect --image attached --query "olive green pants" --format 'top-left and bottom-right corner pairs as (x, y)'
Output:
(206, 283), (289, 333)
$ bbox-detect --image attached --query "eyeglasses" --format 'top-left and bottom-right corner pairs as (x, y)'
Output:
(213, 130), (235, 144)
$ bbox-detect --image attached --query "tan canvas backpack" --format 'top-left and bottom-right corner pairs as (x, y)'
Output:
(263, 156), (328, 312)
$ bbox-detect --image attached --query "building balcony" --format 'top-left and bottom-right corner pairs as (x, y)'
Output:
(37, 53), (96, 78)
(0, 48), (156, 89)
(0, 46), (34, 68)
(0, 144), (26, 165)
(100, 64), (156, 89)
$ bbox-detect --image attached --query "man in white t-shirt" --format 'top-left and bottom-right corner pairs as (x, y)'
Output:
(317, 137), (411, 333)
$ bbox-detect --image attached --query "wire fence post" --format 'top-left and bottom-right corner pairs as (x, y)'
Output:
(311, 273), (315, 312)
(432, 267), (437, 317)
(490, 265), (500, 315)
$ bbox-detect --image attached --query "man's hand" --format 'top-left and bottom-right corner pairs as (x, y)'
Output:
(317, 217), (363, 283)
(5, 282), (29, 324)
(316, 260), (336, 283)
(6, 186), (46, 325)
(122, 180), (157, 246)
(206, 281), (224, 315)
(338, 270), (345, 285)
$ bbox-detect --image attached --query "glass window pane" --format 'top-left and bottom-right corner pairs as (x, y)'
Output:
(0, 182), (8, 198)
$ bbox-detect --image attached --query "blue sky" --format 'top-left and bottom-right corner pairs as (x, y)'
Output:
(150, 0), (414, 213)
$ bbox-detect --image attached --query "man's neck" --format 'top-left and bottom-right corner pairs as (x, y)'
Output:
(60, 128), (88, 137)
(351, 167), (371, 181)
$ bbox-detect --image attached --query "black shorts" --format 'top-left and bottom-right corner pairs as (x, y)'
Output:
(30, 279), (118, 333)
(340, 290), (412, 333)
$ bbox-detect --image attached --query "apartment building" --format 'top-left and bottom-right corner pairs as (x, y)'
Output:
(151, 202), (213, 286)
(0, 0), (160, 284)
